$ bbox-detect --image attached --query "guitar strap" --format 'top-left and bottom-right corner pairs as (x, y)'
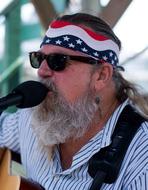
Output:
(88, 105), (146, 190)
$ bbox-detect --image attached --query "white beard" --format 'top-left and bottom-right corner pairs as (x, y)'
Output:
(31, 79), (98, 148)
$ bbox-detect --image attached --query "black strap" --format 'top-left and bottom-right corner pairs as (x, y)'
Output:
(88, 105), (146, 190)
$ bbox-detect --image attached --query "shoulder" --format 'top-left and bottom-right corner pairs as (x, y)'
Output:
(1, 108), (31, 120)
(128, 120), (148, 162)
(18, 108), (32, 119)
(122, 121), (148, 187)
(0, 108), (33, 129)
(17, 108), (33, 128)
(134, 120), (148, 152)
(141, 120), (148, 134)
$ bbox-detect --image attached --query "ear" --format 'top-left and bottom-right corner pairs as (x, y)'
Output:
(92, 63), (113, 91)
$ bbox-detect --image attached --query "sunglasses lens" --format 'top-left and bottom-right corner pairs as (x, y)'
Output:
(47, 54), (68, 71)
(29, 52), (69, 71)
(30, 52), (43, 68)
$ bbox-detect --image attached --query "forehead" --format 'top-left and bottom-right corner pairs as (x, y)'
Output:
(40, 45), (90, 57)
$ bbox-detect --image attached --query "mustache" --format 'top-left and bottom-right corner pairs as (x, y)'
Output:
(38, 78), (57, 93)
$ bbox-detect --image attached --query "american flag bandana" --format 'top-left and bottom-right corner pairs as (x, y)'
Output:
(41, 20), (120, 68)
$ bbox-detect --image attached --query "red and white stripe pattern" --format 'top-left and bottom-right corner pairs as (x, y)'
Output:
(41, 21), (120, 67)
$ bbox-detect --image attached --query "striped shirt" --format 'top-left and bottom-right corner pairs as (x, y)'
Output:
(0, 100), (148, 190)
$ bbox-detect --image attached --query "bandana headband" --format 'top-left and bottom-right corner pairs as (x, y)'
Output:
(41, 21), (120, 67)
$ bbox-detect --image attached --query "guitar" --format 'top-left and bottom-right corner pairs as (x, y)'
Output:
(0, 148), (44, 190)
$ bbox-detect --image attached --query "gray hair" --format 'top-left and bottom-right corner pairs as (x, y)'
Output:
(112, 69), (148, 118)
(56, 13), (148, 118)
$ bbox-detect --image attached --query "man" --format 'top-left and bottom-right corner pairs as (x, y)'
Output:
(0, 13), (148, 190)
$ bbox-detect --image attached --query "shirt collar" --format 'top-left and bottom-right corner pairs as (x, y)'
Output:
(54, 100), (129, 174)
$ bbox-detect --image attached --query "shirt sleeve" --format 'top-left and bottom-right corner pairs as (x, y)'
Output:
(0, 110), (21, 153)
(123, 121), (148, 190)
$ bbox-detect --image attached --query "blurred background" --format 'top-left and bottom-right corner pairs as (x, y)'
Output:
(0, 0), (148, 99)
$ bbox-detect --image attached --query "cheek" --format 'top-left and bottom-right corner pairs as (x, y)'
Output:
(54, 67), (92, 102)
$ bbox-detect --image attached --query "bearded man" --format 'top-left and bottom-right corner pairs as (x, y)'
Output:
(0, 13), (148, 190)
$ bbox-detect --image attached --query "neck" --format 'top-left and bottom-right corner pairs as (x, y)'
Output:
(59, 98), (120, 170)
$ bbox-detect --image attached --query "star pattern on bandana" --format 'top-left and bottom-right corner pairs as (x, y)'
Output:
(55, 40), (62, 45)
(41, 35), (119, 66)
(68, 43), (75, 48)
(63, 36), (70, 41)
(76, 39), (83, 45)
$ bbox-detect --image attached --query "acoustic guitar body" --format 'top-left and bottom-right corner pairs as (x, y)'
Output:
(0, 149), (44, 190)
(20, 178), (44, 190)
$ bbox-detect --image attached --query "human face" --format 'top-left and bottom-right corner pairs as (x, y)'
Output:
(37, 45), (95, 103)
(31, 82), (98, 146)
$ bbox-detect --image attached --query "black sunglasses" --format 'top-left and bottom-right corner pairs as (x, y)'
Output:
(29, 51), (101, 71)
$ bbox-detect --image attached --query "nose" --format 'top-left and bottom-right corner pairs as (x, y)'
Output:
(37, 60), (53, 78)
